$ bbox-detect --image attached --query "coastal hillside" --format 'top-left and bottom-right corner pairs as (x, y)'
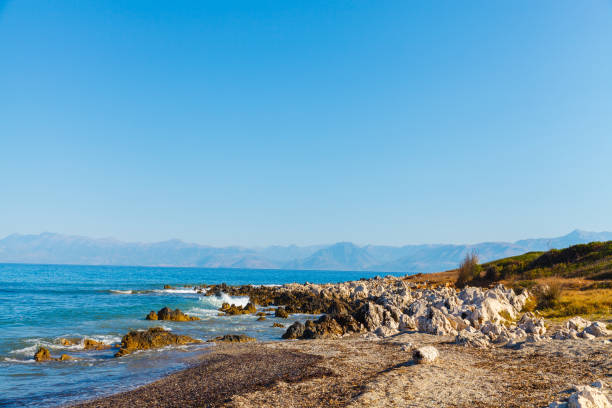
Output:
(470, 240), (612, 283)
(435, 241), (612, 321)
(1, 230), (612, 272)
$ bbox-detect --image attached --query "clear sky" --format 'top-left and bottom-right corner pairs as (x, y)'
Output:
(1, 1), (611, 246)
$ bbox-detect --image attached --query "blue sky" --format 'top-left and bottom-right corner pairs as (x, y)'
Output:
(1, 1), (611, 246)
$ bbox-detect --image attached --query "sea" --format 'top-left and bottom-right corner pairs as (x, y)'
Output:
(0, 263), (406, 407)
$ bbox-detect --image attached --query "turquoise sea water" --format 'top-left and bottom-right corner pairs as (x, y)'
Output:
(0, 263), (405, 407)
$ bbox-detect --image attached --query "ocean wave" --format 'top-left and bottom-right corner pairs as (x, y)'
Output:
(2, 357), (36, 364)
(152, 287), (201, 295)
(183, 307), (221, 317)
(109, 290), (133, 294)
(9, 335), (121, 356)
(199, 292), (250, 309)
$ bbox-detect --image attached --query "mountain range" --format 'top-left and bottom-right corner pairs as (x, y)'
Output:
(1, 230), (611, 273)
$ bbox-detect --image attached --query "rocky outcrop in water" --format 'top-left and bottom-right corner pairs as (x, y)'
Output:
(115, 327), (201, 357)
(34, 347), (52, 361)
(84, 339), (111, 350)
(146, 307), (200, 321)
(34, 347), (74, 362)
(219, 302), (257, 315)
(59, 338), (78, 346)
(275, 307), (289, 318)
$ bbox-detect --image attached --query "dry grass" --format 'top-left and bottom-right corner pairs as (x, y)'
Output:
(539, 287), (612, 321)
(535, 278), (562, 309)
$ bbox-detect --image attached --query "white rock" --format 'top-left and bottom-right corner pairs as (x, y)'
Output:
(398, 314), (417, 331)
(518, 312), (547, 336)
(525, 333), (541, 343)
(584, 322), (611, 338)
(568, 385), (611, 408)
(455, 329), (490, 348)
(413, 346), (439, 364)
(566, 317), (591, 331)
(580, 331), (596, 340)
(374, 326), (398, 338)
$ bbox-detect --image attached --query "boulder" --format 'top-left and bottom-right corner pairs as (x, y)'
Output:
(374, 326), (397, 338)
(455, 329), (490, 348)
(115, 327), (201, 357)
(302, 315), (344, 339)
(208, 334), (256, 343)
(272, 322), (285, 328)
(580, 331), (596, 340)
(84, 339), (110, 350)
(583, 322), (611, 338)
(147, 307), (200, 322)
(552, 328), (579, 340)
(568, 384), (610, 408)
(257, 316), (266, 321)
(282, 322), (305, 339)
(34, 347), (74, 362)
(413, 346), (439, 364)
(566, 317), (591, 331)
(275, 307), (289, 318)
(355, 302), (385, 331)
(59, 338), (78, 346)
(518, 312), (546, 336)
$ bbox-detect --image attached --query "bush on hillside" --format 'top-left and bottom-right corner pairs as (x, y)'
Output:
(456, 250), (482, 287)
(535, 279), (562, 309)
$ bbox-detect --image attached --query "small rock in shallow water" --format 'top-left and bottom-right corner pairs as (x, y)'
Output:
(208, 334), (256, 343)
(413, 346), (439, 364)
(272, 322), (285, 328)
(34, 347), (52, 362)
(275, 307), (289, 318)
(84, 339), (111, 350)
(59, 338), (77, 346)
(220, 302), (257, 315)
(34, 347), (74, 362)
(155, 307), (200, 322)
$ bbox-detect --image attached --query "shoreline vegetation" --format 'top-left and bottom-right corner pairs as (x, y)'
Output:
(52, 242), (612, 407)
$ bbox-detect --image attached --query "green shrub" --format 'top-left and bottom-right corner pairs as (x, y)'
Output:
(456, 250), (481, 287)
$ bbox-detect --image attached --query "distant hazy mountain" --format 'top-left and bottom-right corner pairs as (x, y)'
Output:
(1, 229), (611, 273)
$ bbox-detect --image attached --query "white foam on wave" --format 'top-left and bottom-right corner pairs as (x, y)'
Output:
(87, 334), (122, 344)
(184, 307), (219, 317)
(199, 292), (250, 309)
(110, 290), (133, 294)
(2, 357), (36, 364)
(10, 334), (121, 356)
(153, 287), (200, 295)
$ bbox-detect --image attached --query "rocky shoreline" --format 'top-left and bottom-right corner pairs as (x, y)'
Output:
(64, 275), (610, 407)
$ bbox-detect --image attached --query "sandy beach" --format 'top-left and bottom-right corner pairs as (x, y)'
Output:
(72, 331), (610, 408)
